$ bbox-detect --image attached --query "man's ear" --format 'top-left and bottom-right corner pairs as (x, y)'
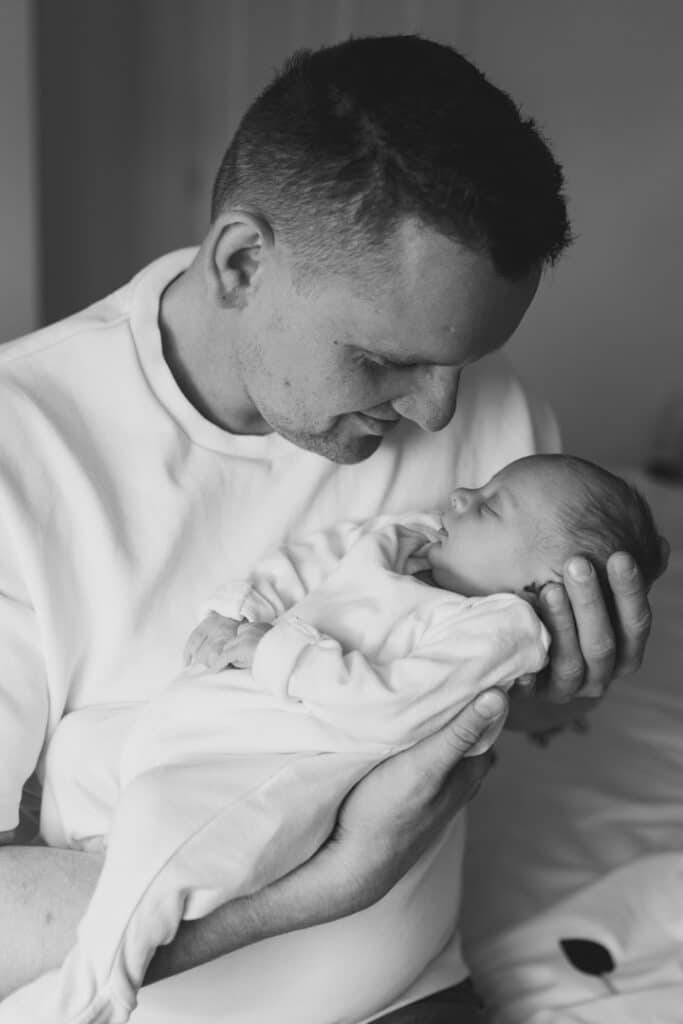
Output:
(204, 211), (275, 310)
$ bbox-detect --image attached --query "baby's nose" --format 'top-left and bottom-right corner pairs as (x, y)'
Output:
(449, 488), (474, 512)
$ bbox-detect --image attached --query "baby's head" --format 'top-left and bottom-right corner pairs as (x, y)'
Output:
(428, 454), (665, 599)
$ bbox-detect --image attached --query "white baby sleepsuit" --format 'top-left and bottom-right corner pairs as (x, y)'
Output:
(7, 513), (549, 1023)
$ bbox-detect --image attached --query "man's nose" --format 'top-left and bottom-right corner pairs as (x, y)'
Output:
(392, 366), (462, 432)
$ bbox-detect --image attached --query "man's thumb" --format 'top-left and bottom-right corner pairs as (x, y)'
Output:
(436, 688), (508, 766)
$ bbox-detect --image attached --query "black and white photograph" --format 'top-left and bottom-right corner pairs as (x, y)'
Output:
(1, 2), (682, 1022)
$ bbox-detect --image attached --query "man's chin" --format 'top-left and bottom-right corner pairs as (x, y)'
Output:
(276, 428), (382, 464)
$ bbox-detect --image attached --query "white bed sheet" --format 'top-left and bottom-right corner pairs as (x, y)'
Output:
(461, 470), (683, 1021)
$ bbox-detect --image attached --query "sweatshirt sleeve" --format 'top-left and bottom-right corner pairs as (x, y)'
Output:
(251, 593), (549, 750)
(200, 514), (405, 623)
(0, 562), (49, 832)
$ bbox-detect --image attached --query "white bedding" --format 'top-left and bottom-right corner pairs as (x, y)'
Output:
(461, 470), (683, 1021)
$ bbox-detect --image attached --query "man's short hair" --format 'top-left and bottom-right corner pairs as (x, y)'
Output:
(211, 34), (572, 285)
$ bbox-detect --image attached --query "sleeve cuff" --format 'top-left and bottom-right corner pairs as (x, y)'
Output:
(513, 599), (551, 672)
(251, 617), (323, 697)
(199, 582), (276, 623)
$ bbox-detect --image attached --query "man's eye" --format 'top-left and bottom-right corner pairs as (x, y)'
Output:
(482, 503), (498, 517)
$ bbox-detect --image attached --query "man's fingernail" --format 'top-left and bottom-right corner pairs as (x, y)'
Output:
(475, 691), (506, 718)
(568, 558), (593, 581)
(542, 584), (564, 611)
(612, 553), (636, 577)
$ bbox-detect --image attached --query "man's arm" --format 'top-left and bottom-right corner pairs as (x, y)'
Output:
(0, 687), (508, 996)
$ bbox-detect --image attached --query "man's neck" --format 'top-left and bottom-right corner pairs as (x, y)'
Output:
(158, 261), (270, 436)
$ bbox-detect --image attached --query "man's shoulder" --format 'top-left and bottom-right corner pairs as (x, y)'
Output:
(0, 286), (140, 477)
(0, 288), (135, 404)
(0, 248), (194, 383)
(1, 288), (132, 369)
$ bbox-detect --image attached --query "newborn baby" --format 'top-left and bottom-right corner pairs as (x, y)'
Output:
(188, 453), (663, 677)
(3, 455), (664, 1024)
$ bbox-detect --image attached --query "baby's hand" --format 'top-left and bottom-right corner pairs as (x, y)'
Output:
(184, 612), (242, 669)
(220, 620), (274, 669)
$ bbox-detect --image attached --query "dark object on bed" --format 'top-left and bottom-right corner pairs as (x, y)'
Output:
(559, 937), (617, 994)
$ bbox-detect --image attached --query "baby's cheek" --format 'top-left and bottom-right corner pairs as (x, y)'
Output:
(430, 558), (455, 591)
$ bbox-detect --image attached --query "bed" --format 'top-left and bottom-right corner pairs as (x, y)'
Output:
(461, 468), (683, 1022)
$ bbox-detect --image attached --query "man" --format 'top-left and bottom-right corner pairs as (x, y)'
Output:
(0, 36), (652, 1023)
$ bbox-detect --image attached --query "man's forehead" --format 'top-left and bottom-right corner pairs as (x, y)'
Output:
(378, 224), (541, 362)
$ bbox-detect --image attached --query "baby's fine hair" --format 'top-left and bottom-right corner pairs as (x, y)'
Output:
(555, 456), (666, 590)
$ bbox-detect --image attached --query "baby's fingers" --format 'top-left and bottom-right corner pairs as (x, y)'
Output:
(220, 637), (254, 669)
(196, 633), (254, 670)
(203, 637), (238, 670)
(183, 628), (209, 667)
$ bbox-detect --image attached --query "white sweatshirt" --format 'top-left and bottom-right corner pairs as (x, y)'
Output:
(0, 249), (559, 1023)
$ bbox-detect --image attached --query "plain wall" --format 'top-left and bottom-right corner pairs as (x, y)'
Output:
(35, 0), (474, 322)
(0, 0), (38, 341)
(468, 1), (683, 464)
(33, 1), (683, 463)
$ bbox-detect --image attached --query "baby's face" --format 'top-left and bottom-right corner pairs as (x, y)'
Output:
(427, 456), (573, 596)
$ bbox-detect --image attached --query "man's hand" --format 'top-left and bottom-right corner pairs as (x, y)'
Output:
(183, 612), (242, 669)
(319, 686), (509, 908)
(536, 551), (655, 702)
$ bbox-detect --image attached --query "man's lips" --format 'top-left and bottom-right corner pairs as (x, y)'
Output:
(364, 409), (400, 421)
(354, 412), (401, 435)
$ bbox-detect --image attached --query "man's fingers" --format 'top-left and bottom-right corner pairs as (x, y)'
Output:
(540, 552), (652, 701)
(607, 552), (652, 679)
(409, 688), (508, 793)
(538, 583), (585, 701)
(563, 558), (616, 698)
